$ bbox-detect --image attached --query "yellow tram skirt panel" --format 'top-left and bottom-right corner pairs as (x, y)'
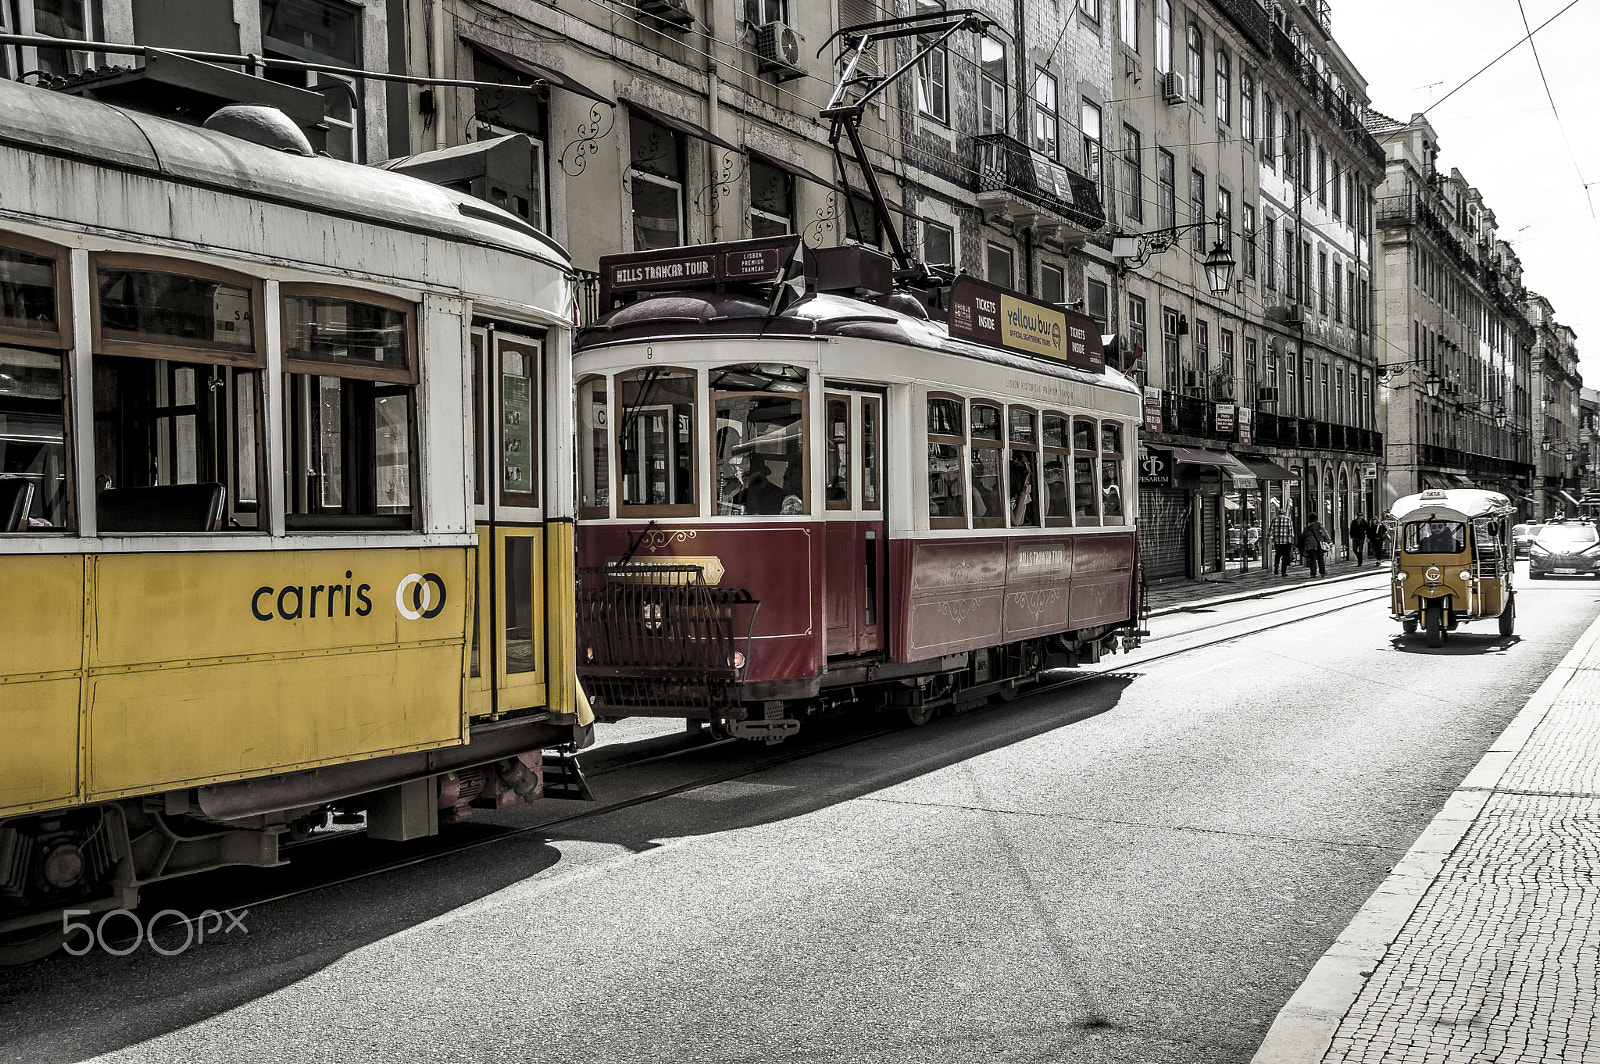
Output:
(0, 548), (469, 815)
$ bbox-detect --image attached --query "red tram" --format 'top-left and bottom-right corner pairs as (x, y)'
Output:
(573, 237), (1144, 739)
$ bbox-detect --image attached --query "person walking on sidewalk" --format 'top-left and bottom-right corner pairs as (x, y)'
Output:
(1368, 519), (1386, 564)
(1270, 506), (1297, 576)
(1300, 515), (1332, 578)
(1350, 513), (1368, 565)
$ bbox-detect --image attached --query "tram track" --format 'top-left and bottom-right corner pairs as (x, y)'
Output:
(109, 584), (1394, 943)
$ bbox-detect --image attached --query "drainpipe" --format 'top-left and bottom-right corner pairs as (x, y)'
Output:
(705, 5), (724, 242)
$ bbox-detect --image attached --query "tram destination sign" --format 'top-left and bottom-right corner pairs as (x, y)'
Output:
(599, 235), (800, 307)
(947, 276), (1105, 373)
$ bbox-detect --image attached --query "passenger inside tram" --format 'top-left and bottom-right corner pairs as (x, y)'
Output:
(734, 459), (786, 515)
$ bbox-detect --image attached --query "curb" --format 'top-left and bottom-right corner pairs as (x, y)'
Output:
(1248, 603), (1600, 1063)
(1148, 566), (1381, 619)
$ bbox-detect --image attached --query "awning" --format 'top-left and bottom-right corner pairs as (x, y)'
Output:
(464, 38), (615, 107)
(845, 181), (920, 219)
(1561, 490), (1582, 508)
(1420, 472), (1454, 490)
(1216, 452), (1258, 486)
(621, 97), (741, 153)
(1159, 446), (1233, 468)
(746, 147), (845, 194)
(1239, 456), (1298, 480)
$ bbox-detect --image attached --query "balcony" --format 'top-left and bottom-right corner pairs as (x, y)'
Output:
(974, 133), (1104, 243)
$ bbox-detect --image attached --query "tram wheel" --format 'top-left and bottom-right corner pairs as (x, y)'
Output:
(1498, 595), (1516, 637)
(904, 703), (936, 727)
(1425, 602), (1445, 648)
(1402, 619), (1418, 635)
(0, 926), (68, 967)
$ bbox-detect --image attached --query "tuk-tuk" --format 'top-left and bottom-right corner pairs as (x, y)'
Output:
(1386, 488), (1516, 646)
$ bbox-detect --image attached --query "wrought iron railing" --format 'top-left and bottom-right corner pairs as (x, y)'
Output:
(973, 132), (1105, 233)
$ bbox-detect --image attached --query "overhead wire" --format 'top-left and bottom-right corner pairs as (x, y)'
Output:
(1512, 0), (1598, 229)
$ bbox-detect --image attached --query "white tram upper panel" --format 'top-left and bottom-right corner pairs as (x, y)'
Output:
(0, 78), (569, 309)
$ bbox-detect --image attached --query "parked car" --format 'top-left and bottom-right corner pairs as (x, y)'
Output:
(1512, 523), (1545, 557)
(1528, 522), (1600, 578)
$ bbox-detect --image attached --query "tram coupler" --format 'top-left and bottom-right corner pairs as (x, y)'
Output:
(728, 700), (801, 743)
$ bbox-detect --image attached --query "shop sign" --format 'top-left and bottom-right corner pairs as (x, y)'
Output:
(948, 277), (1104, 372)
(1237, 407), (1253, 446)
(598, 235), (798, 304)
(1364, 463), (1378, 481)
(1139, 447), (1172, 487)
(1215, 403), (1236, 434)
(1142, 387), (1164, 433)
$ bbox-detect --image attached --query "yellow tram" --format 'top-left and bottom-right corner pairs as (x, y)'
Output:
(1387, 488), (1516, 646)
(0, 81), (588, 960)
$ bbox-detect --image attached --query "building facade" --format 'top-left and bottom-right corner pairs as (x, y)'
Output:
(1525, 294), (1583, 518)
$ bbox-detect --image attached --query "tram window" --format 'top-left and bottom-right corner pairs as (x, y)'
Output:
(1405, 520), (1465, 555)
(1007, 408), (1040, 527)
(619, 368), (696, 515)
(1041, 413), (1070, 526)
(498, 339), (540, 508)
(1072, 417), (1099, 524)
(578, 376), (611, 518)
(927, 395), (965, 528)
(971, 403), (1004, 528)
(825, 396), (850, 510)
(1100, 421), (1124, 523)
(711, 364), (806, 517)
(861, 396), (881, 510)
(281, 287), (418, 531)
(0, 346), (70, 529)
(97, 263), (257, 357)
(0, 237), (68, 344)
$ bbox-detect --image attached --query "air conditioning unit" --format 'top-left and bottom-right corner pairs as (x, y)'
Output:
(1213, 375), (1236, 401)
(1161, 71), (1185, 104)
(1257, 386), (1280, 403)
(755, 22), (805, 79)
(1284, 304), (1305, 325)
(1183, 369), (1199, 388)
(638, 0), (693, 26)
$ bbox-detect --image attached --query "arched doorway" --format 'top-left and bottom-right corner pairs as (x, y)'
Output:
(1338, 468), (1351, 561)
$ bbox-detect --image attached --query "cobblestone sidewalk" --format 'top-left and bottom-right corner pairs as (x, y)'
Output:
(1251, 610), (1600, 1063)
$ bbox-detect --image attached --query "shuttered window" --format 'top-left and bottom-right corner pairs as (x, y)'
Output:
(840, 0), (880, 77)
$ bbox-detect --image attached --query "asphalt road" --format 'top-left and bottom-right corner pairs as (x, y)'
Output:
(4, 563), (1598, 1064)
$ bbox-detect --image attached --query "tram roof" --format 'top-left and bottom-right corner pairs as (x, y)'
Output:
(578, 289), (1142, 397)
(0, 79), (570, 270)
(1390, 488), (1515, 523)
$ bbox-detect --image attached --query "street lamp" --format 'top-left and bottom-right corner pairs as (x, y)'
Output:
(1494, 404), (1508, 428)
(1424, 372), (1442, 398)
(1202, 237), (1237, 294)
(1542, 438), (1554, 453)
(1114, 211), (1236, 295)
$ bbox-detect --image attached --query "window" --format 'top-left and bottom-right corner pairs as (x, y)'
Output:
(1186, 23), (1203, 102)
(1195, 319), (1209, 377)
(577, 376), (609, 518)
(1082, 99), (1103, 184)
(630, 114), (685, 251)
(713, 365), (806, 517)
(987, 243), (1015, 289)
(1033, 70), (1059, 158)
(1157, 149), (1176, 232)
(1121, 125), (1143, 222)
(0, 233), (72, 530)
(1261, 92), (1275, 167)
(1318, 246), (1328, 314)
(1214, 48), (1230, 125)
(1041, 263), (1065, 306)
(1217, 187), (1232, 256)
(971, 403), (1004, 528)
(1190, 169), (1206, 252)
(92, 256), (268, 533)
(1332, 160), (1343, 221)
(1333, 263), (1343, 323)
(846, 193), (882, 247)
(1007, 408), (1040, 527)
(862, 396), (881, 510)
(1220, 328), (1235, 379)
(1086, 278), (1109, 335)
(1154, 0), (1171, 73)
(262, 0), (362, 162)
(1264, 212), (1276, 290)
(7, 0), (105, 82)
(1241, 70), (1255, 142)
(1073, 418), (1099, 524)
(749, 158), (793, 237)
(915, 0), (949, 123)
(745, 0), (787, 21)
(281, 286), (417, 529)
(825, 396), (850, 510)
(619, 368), (696, 515)
(1300, 237), (1311, 305)
(1079, 0), (1100, 21)
(927, 395), (965, 527)
(1041, 413), (1070, 525)
(1162, 306), (1180, 394)
(980, 35), (1008, 136)
(1244, 337), (1258, 398)
(924, 220), (955, 271)
(469, 64), (550, 231)
(1120, 0), (1139, 50)
(1317, 145), (1328, 207)
(1404, 520), (1465, 555)
(1100, 422), (1124, 522)
(1300, 132), (1312, 193)
(1127, 295), (1147, 381)
(1242, 204), (1256, 280)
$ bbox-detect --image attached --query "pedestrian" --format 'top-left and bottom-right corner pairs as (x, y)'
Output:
(1367, 519), (1384, 564)
(1270, 505), (1297, 576)
(1300, 515), (1332, 578)
(1350, 513), (1368, 565)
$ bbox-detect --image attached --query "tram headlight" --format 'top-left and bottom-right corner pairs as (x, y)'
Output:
(731, 651), (746, 669)
(1459, 570), (1473, 582)
(1424, 566), (1443, 583)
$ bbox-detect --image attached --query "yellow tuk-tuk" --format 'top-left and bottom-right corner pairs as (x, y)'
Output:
(1387, 488), (1516, 646)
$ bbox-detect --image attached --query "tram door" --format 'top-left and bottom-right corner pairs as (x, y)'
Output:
(824, 389), (886, 656)
(466, 327), (551, 716)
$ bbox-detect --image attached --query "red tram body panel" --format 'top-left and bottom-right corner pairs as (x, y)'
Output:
(573, 238), (1145, 738)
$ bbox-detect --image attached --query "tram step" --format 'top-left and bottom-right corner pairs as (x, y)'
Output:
(540, 753), (594, 802)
